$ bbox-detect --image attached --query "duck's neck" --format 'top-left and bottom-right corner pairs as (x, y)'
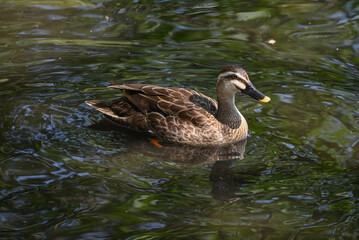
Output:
(216, 91), (242, 129)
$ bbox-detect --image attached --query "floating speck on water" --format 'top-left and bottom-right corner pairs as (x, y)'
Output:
(267, 39), (276, 45)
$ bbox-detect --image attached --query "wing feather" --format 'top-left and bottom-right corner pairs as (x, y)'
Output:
(105, 84), (222, 144)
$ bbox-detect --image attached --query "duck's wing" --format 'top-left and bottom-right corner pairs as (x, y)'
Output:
(109, 84), (218, 114)
(109, 84), (222, 145)
(108, 84), (218, 124)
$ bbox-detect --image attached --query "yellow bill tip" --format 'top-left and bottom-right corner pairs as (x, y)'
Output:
(259, 96), (271, 103)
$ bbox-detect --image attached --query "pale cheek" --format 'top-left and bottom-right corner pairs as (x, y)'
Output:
(234, 81), (246, 90)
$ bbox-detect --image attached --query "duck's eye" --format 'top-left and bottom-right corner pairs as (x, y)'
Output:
(231, 75), (237, 79)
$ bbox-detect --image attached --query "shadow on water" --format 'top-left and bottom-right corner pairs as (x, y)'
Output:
(89, 118), (256, 201)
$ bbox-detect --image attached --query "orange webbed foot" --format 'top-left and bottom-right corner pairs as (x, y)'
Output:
(150, 139), (163, 148)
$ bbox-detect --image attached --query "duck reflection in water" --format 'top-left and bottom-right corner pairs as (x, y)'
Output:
(89, 119), (256, 201)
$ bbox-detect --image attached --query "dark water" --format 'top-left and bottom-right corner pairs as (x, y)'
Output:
(1, 0), (359, 239)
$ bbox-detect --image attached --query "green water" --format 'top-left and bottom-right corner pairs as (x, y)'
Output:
(1, 0), (358, 239)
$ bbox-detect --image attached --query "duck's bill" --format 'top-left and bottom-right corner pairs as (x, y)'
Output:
(242, 82), (271, 103)
(259, 96), (271, 103)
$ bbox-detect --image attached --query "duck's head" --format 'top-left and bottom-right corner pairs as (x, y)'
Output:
(217, 65), (271, 103)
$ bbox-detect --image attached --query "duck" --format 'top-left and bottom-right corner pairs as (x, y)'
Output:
(85, 65), (270, 146)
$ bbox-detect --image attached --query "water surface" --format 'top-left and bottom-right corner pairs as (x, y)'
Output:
(0, 0), (358, 239)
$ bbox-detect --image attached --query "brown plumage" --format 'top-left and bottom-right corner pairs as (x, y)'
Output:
(85, 66), (270, 146)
